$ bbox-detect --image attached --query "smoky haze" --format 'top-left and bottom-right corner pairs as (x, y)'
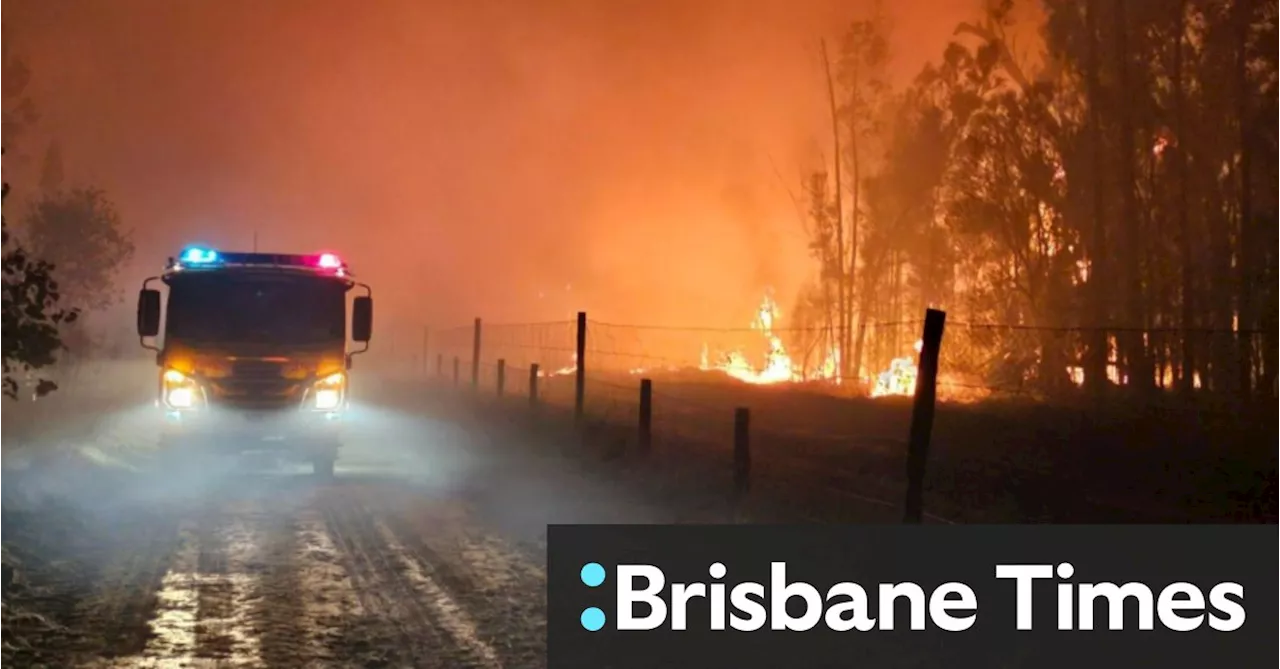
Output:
(3, 0), (989, 343)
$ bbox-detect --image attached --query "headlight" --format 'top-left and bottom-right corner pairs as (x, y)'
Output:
(162, 369), (204, 409)
(310, 372), (345, 411)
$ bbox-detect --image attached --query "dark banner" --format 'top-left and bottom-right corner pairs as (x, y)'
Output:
(547, 525), (1277, 668)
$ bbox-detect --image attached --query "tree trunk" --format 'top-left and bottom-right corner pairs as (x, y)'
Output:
(1234, 0), (1255, 400)
(1173, 0), (1195, 393)
(846, 133), (860, 389)
(852, 290), (872, 386)
(1206, 236), (1237, 393)
(1113, 0), (1153, 391)
(820, 40), (849, 384)
(1083, 0), (1110, 394)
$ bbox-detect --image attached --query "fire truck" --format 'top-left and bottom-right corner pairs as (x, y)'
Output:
(135, 246), (373, 477)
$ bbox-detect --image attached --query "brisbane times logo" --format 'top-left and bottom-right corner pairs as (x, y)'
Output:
(570, 561), (1246, 633)
(547, 526), (1274, 669)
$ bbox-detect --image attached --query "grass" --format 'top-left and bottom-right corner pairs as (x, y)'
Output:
(401, 367), (1278, 524)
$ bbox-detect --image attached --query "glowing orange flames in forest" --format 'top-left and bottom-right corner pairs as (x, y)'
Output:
(869, 339), (923, 398)
(689, 294), (842, 385)
(619, 294), (927, 397)
(700, 295), (798, 384)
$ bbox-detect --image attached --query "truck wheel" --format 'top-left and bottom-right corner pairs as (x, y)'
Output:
(313, 454), (335, 479)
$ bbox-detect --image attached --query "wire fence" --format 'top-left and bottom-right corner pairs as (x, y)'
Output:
(410, 316), (1273, 402)
(387, 312), (1274, 524)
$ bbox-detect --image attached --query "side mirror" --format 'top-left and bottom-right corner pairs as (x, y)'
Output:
(352, 296), (373, 343)
(137, 289), (161, 337)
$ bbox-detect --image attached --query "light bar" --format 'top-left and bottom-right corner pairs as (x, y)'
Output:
(168, 247), (351, 275)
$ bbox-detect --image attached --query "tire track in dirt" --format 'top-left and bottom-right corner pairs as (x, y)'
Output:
(244, 490), (376, 668)
(319, 491), (489, 668)
(90, 499), (271, 668)
(249, 502), (310, 667)
(186, 502), (267, 666)
(193, 508), (236, 659)
(95, 520), (203, 667)
(76, 510), (181, 661)
(373, 496), (547, 669)
(374, 524), (504, 669)
(290, 509), (368, 667)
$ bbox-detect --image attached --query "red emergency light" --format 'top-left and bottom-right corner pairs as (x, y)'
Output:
(166, 246), (352, 276)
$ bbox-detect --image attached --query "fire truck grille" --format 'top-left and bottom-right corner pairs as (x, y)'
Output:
(207, 360), (304, 410)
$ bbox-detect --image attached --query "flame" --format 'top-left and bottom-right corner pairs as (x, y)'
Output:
(539, 353), (578, 377)
(870, 340), (923, 398)
(699, 294), (801, 385)
(613, 293), (851, 386)
(813, 345), (841, 383)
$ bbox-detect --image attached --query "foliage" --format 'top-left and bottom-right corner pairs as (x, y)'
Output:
(801, 0), (1277, 399)
(2, 173), (78, 400)
(799, 9), (897, 380)
(23, 187), (134, 312)
(0, 24), (74, 404)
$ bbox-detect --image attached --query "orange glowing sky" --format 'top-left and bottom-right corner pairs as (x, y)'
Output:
(3, 0), (1043, 343)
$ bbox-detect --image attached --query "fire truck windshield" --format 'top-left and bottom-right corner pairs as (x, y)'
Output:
(165, 272), (347, 346)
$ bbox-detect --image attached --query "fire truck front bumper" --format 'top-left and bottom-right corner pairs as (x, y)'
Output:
(158, 406), (343, 459)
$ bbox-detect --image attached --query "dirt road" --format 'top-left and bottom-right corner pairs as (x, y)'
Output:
(8, 474), (550, 668)
(1, 388), (685, 669)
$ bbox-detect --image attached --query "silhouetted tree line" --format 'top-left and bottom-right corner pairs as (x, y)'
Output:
(799, 0), (1277, 400)
(3, 47), (134, 398)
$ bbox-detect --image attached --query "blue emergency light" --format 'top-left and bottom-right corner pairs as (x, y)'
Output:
(180, 247), (219, 264)
(170, 245), (350, 275)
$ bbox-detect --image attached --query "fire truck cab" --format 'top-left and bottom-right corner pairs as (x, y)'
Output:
(135, 246), (373, 478)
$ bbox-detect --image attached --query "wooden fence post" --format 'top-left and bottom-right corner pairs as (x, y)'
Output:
(471, 317), (482, 390)
(903, 308), (947, 524)
(496, 359), (506, 397)
(452, 356), (460, 387)
(733, 407), (750, 500)
(529, 363), (540, 408)
(574, 311), (586, 425)
(638, 379), (653, 454)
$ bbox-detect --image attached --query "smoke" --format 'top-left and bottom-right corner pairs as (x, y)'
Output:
(3, 0), (996, 338)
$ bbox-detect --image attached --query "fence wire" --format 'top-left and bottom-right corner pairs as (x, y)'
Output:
(397, 314), (1273, 523)
(409, 316), (1273, 403)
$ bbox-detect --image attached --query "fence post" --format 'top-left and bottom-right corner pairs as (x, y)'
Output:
(733, 407), (750, 497)
(903, 308), (947, 524)
(638, 379), (653, 454)
(453, 356), (460, 387)
(527, 363), (537, 406)
(436, 353), (443, 377)
(471, 317), (482, 390)
(496, 359), (506, 397)
(574, 311), (586, 425)
(529, 363), (540, 408)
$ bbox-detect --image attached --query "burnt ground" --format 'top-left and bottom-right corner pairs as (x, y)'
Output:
(3, 362), (1274, 668)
